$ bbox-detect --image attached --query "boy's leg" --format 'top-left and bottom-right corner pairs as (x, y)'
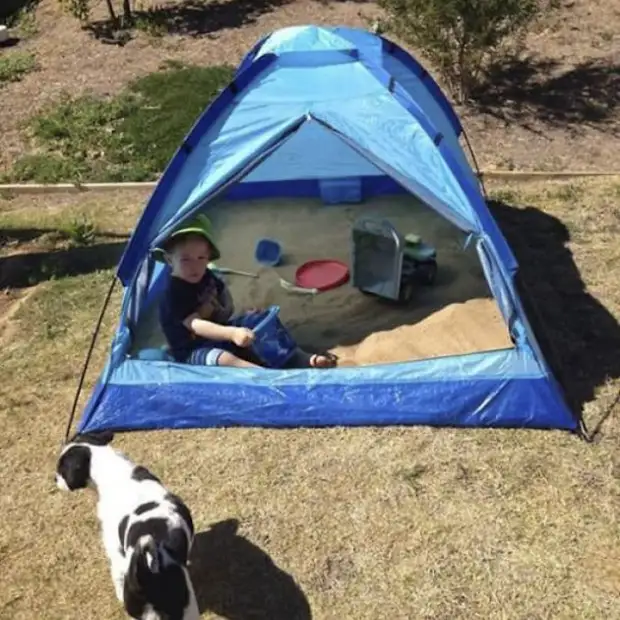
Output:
(286, 348), (338, 369)
(217, 350), (262, 368)
(228, 343), (264, 366)
(188, 346), (263, 368)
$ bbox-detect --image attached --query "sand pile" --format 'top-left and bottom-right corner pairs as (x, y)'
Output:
(330, 298), (513, 366)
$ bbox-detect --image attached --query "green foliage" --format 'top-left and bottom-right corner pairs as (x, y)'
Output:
(6, 63), (235, 183)
(5, 153), (88, 183)
(376, 0), (559, 102)
(0, 52), (37, 86)
(58, 0), (90, 22)
(62, 215), (97, 247)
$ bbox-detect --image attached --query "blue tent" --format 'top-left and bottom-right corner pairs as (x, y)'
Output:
(75, 25), (578, 435)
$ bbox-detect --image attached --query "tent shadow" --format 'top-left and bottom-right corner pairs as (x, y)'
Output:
(0, 0), (39, 20)
(488, 198), (620, 435)
(189, 519), (312, 620)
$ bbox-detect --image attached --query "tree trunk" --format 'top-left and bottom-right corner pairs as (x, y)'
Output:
(122, 0), (133, 25)
(456, 34), (469, 104)
(104, 0), (118, 26)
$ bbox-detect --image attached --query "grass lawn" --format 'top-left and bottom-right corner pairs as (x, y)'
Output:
(0, 51), (37, 87)
(2, 62), (234, 184)
(0, 178), (619, 619)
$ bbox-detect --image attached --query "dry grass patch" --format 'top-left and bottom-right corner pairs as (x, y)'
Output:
(0, 179), (619, 619)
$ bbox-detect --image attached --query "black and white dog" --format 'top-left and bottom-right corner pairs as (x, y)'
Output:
(55, 431), (200, 620)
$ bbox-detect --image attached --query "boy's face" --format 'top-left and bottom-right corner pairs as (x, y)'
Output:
(165, 235), (212, 284)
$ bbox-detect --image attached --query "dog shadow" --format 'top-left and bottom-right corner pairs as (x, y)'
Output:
(189, 519), (312, 619)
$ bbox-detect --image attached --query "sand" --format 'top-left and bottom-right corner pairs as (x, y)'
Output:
(132, 195), (513, 365)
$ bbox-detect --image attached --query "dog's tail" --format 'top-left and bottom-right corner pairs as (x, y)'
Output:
(133, 535), (160, 573)
(137, 535), (160, 572)
(126, 535), (200, 619)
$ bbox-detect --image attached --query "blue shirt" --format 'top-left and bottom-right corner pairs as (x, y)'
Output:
(159, 270), (233, 362)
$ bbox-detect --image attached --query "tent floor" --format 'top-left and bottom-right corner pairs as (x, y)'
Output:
(131, 194), (514, 366)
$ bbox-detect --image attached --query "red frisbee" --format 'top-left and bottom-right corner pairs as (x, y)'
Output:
(295, 259), (350, 292)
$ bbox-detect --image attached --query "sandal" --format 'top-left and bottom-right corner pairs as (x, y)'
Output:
(309, 351), (339, 369)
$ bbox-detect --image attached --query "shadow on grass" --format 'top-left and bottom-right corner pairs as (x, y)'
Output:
(0, 0), (39, 20)
(0, 37), (20, 48)
(0, 227), (128, 289)
(471, 55), (620, 132)
(488, 198), (620, 437)
(189, 519), (312, 619)
(87, 0), (294, 43)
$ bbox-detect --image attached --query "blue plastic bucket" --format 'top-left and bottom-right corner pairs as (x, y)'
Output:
(254, 238), (282, 267)
(237, 306), (297, 368)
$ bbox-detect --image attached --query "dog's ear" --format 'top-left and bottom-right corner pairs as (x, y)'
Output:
(56, 444), (92, 491)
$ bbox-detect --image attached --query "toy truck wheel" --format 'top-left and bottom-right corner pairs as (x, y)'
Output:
(418, 261), (437, 286)
(399, 281), (415, 304)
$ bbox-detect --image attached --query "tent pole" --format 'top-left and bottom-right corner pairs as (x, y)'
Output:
(61, 274), (118, 447)
(461, 127), (488, 199)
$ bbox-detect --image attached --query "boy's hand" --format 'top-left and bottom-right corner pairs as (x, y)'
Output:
(231, 327), (255, 348)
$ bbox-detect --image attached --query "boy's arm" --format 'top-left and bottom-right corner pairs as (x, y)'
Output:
(183, 313), (235, 342)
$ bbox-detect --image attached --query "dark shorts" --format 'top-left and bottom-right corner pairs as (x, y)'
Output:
(186, 345), (231, 366)
(184, 342), (263, 367)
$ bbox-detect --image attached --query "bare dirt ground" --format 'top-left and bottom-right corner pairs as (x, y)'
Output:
(0, 0), (619, 176)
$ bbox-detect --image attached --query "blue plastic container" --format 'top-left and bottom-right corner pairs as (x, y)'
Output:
(237, 305), (298, 368)
(255, 238), (282, 267)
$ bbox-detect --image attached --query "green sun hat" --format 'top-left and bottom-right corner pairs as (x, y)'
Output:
(152, 213), (221, 262)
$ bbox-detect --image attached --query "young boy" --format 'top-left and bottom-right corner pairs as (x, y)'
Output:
(155, 214), (338, 369)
